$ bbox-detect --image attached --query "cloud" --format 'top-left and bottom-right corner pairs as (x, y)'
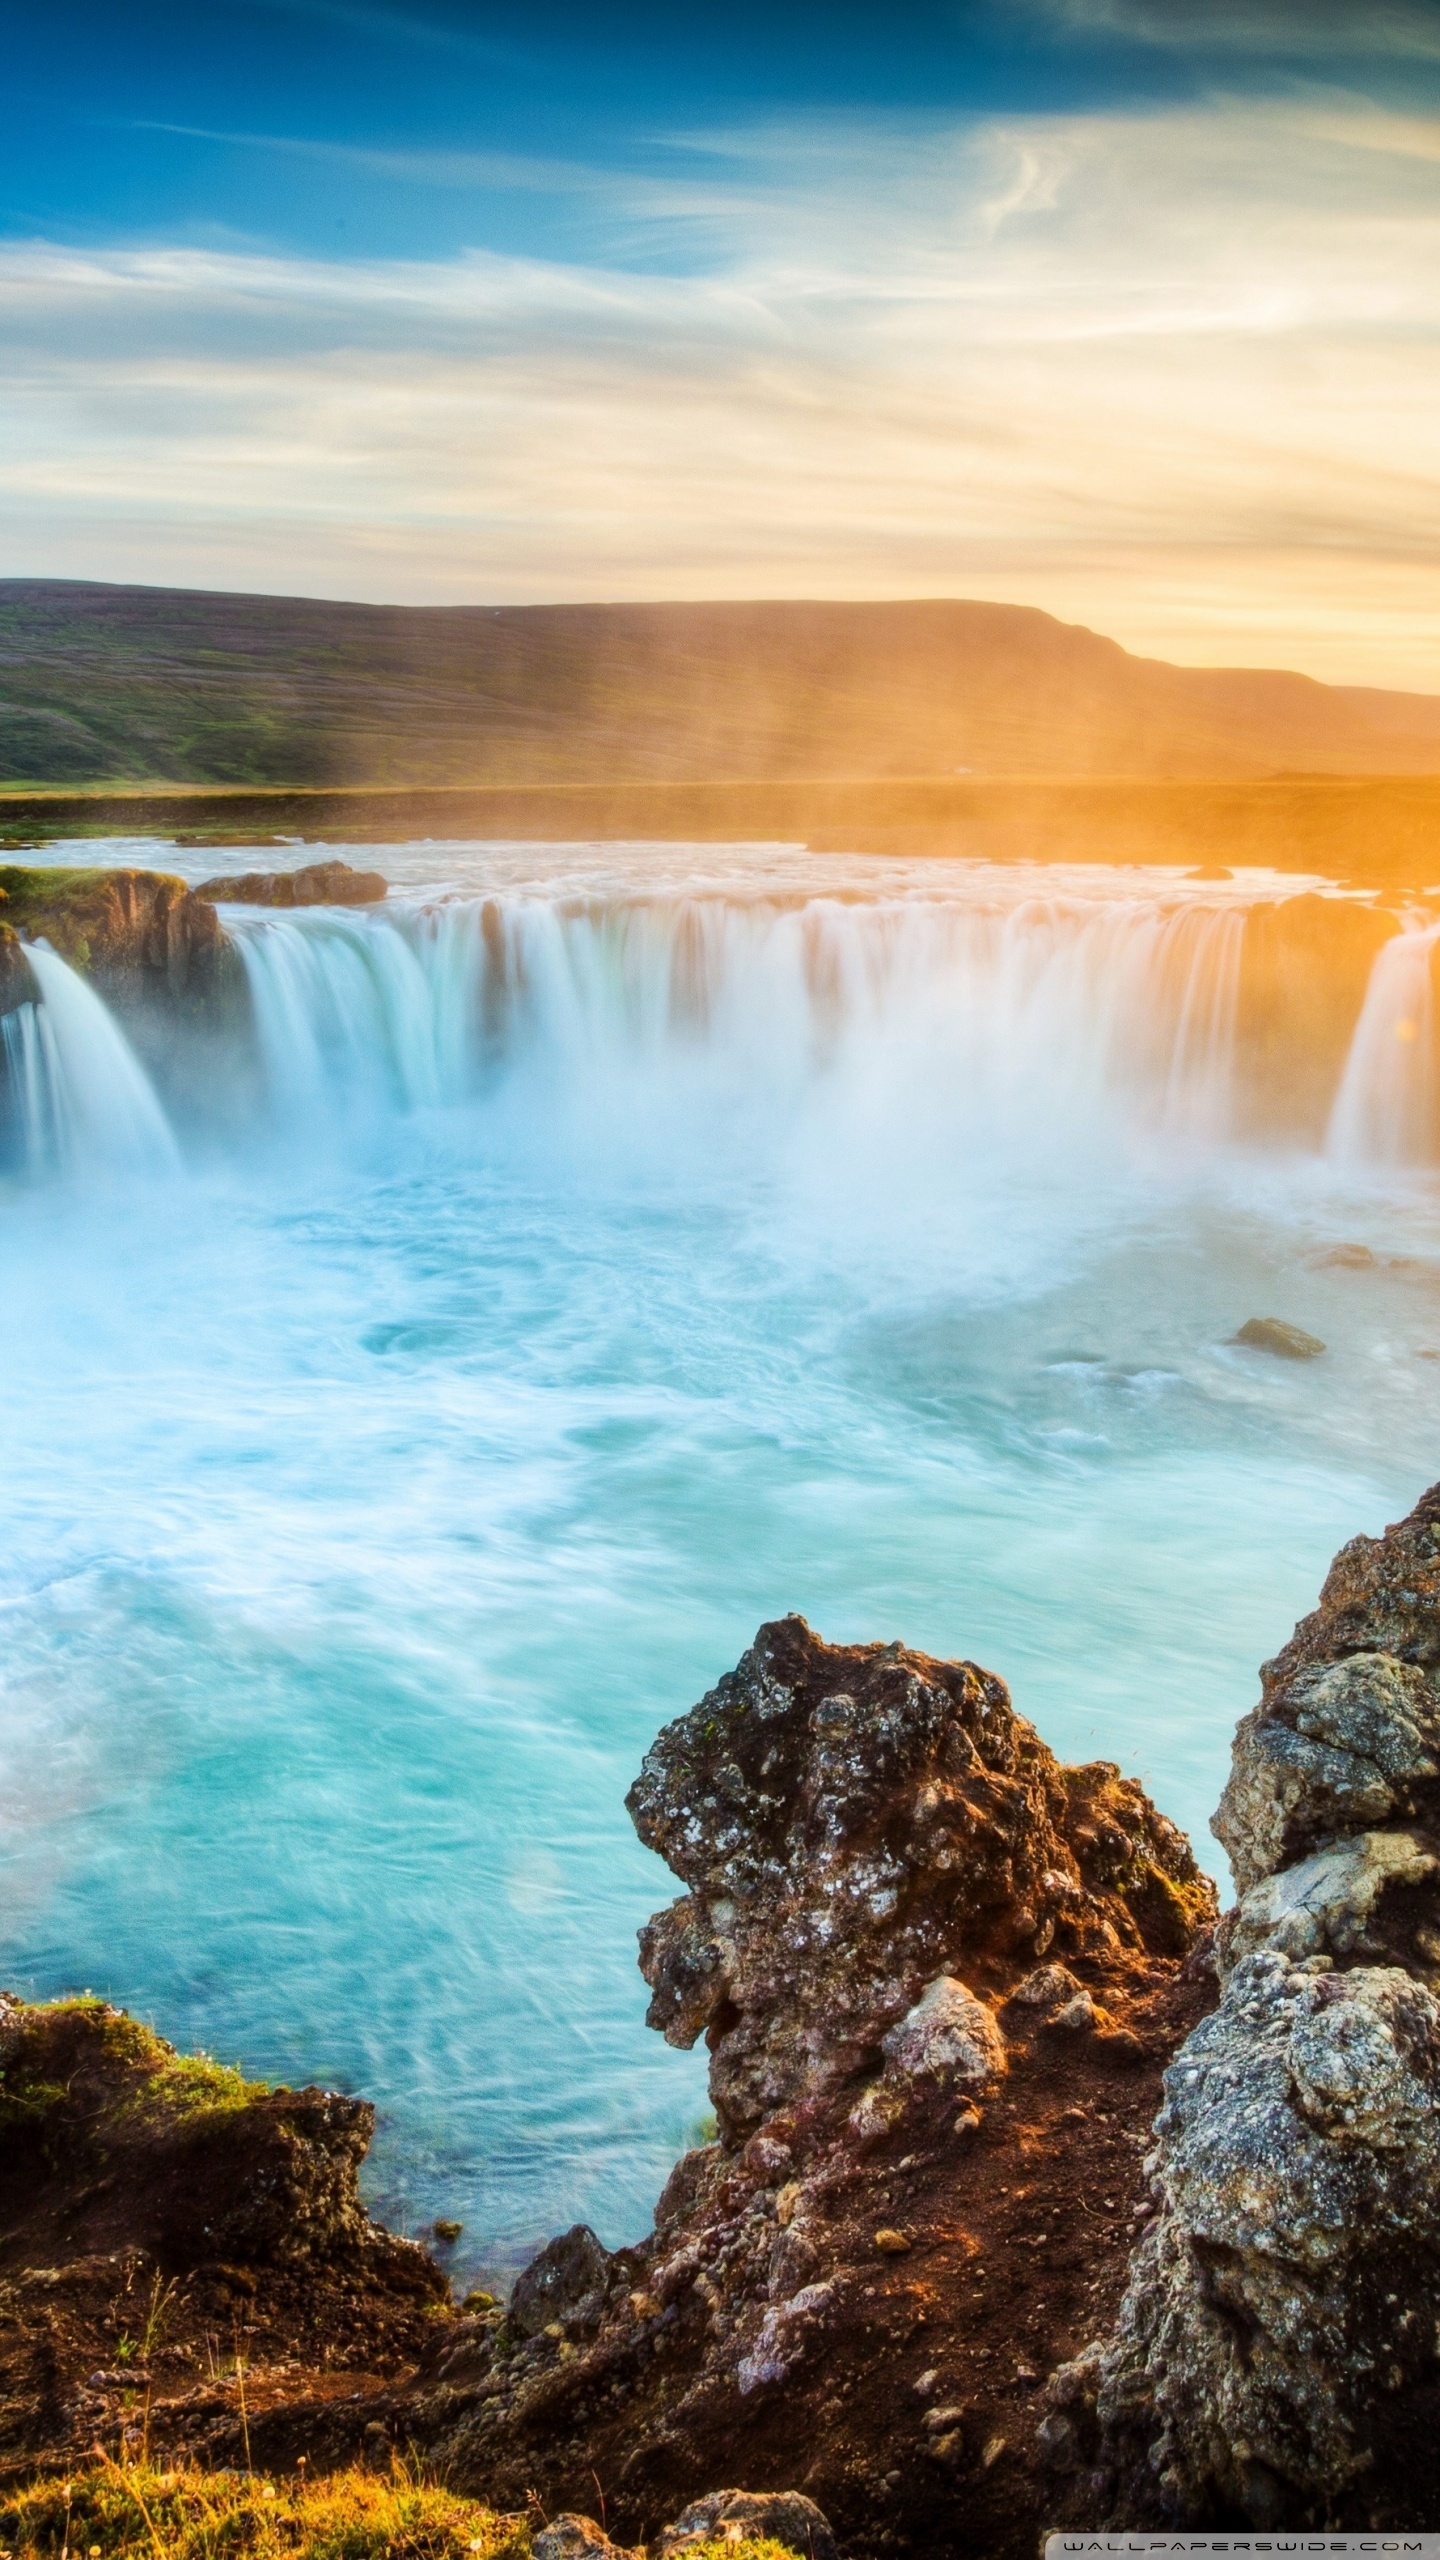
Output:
(3, 96), (1440, 686)
(1039, 0), (1440, 57)
(127, 122), (616, 199)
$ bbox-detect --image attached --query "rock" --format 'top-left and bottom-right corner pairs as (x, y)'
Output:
(1009, 1961), (1083, 2011)
(427, 1617), (1214, 2540)
(1036, 2409), (1079, 2469)
(0, 919), (39, 1015)
(195, 860), (387, 907)
(534, 2519), (638, 2560)
(880, 1974), (1007, 2091)
(508, 2224), (614, 2339)
(658, 2490), (838, 2560)
(0, 863), (235, 1012)
(1050, 1991), (1097, 2033)
(735, 2279), (837, 2394)
(1216, 1649), (1440, 1894)
(1222, 1827), (1437, 1973)
(1091, 1479), (1440, 2526)
(1230, 1316), (1326, 1359)
(627, 1615), (1213, 2141)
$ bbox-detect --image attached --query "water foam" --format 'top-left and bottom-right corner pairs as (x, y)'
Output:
(3, 847), (1438, 2278)
(1, 944), (179, 1180)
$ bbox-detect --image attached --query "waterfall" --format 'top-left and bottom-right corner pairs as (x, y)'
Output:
(0, 944), (180, 1179)
(1327, 919), (1440, 1170)
(229, 887), (1247, 1162)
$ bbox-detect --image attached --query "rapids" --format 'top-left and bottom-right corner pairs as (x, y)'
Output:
(2, 838), (1438, 2279)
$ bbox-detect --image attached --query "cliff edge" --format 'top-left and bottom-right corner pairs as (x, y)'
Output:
(1047, 1480), (1440, 2529)
(408, 1618), (1216, 2559)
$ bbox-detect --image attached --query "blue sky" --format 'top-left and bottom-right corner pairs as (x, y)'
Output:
(8, 2), (1440, 266)
(4, 2), (1440, 678)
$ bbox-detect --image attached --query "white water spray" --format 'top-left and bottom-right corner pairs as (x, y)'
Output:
(1, 944), (180, 1179)
(230, 888), (1248, 1167)
(1328, 920), (1440, 1171)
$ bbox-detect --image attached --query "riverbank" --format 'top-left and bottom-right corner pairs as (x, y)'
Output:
(4, 774), (1440, 896)
(0, 1617), (1218, 2559)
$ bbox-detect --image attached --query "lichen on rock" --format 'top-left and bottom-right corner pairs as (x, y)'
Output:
(1077, 1480), (1440, 2529)
(626, 1615), (1211, 2144)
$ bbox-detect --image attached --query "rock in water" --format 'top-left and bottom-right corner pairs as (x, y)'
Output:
(1230, 1316), (1326, 1359)
(1081, 1480), (1440, 2528)
(194, 860), (387, 906)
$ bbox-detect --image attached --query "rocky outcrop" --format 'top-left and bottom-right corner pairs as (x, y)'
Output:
(0, 1994), (444, 2472)
(627, 1617), (1211, 2145)
(0, 863), (240, 1022)
(0, 919), (38, 1015)
(194, 859), (387, 906)
(1064, 1482), (1440, 2528)
(409, 1619), (1215, 2558)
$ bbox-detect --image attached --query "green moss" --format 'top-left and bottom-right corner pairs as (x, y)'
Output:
(10, 1999), (267, 2130)
(0, 2080), (67, 2136)
(0, 865), (186, 971)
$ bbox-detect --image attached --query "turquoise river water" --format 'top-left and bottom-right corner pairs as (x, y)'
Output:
(2, 837), (1438, 2282)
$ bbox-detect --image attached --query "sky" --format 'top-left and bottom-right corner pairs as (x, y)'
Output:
(4, 0), (1440, 683)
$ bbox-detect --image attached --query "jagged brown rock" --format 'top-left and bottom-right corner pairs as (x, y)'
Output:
(0, 920), (38, 1016)
(626, 1617), (1211, 2144)
(0, 864), (235, 1015)
(658, 2489), (838, 2560)
(1060, 1481), (1440, 2529)
(0, 1618), (1222, 2560)
(411, 1618), (1215, 2557)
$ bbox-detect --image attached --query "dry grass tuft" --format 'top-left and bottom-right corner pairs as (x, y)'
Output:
(0, 2462), (798, 2560)
(0, 2460), (529, 2560)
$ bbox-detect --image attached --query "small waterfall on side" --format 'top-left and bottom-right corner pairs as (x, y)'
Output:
(0, 944), (180, 1179)
(1327, 920), (1440, 1170)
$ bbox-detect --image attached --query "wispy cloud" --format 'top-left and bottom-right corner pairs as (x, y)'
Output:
(127, 121), (617, 199)
(251, 0), (530, 71)
(1039, 0), (1440, 59)
(4, 96), (1440, 685)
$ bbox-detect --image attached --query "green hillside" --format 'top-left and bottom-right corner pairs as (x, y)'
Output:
(4, 580), (1440, 788)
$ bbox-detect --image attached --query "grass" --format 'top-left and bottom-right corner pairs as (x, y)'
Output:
(0, 2000), (268, 2143)
(0, 2462), (530, 2560)
(0, 865), (186, 971)
(0, 2464), (798, 2560)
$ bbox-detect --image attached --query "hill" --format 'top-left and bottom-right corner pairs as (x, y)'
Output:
(3, 581), (1440, 788)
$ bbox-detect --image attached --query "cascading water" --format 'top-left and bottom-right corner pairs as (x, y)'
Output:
(1328, 917), (1440, 1170)
(0, 943), (179, 1179)
(5, 840), (1440, 2279)
(229, 887), (1249, 1171)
